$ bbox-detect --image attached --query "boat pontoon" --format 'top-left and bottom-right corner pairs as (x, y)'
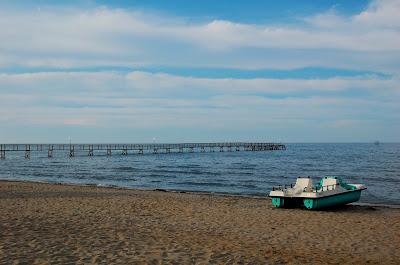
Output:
(269, 176), (366, 210)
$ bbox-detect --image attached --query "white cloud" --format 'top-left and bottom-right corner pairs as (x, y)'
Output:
(0, 71), (398, 131)
(353, 0), (400, 28)
(125, 71), (398, 95)
(0, 71), (397, 97)
(0, 0), (399, 71)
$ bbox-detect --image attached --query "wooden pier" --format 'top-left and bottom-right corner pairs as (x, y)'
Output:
(0, 142), (286, 159)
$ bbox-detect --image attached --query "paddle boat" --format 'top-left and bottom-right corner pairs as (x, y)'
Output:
(269, 176), (366, 210)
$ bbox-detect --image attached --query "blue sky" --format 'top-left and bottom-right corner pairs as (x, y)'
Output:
(6, 0), (369, 20)
(0, 0), (399, 143)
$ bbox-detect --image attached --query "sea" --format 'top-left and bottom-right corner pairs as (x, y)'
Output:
(0, 143), (399, 205)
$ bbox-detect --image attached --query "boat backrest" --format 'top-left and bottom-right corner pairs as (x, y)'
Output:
(321, 177), (339, 187)
(318, 176), (356, 191)
(294, 177), (313, 192)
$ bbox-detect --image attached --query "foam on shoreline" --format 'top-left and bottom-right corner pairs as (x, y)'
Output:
(1, 178), (399, 209)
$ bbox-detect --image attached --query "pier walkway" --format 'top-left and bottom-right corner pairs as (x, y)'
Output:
(0, 142), (286, 159)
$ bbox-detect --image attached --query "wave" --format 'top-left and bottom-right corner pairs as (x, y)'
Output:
(172, 181), (238, 188)
(241, 184), (258, 189)
(113, 166), (140, 171)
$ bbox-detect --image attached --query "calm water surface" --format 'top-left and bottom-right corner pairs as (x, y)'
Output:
(1, 143), (399, 205)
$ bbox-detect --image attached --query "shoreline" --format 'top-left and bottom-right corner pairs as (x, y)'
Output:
(1, 178), (399, 209)
(1, 180), (400, 263)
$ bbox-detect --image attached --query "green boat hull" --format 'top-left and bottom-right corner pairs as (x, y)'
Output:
(303, 190), (362, 210)
(271, 190), (363, 210)
(271, 197), (285, 208)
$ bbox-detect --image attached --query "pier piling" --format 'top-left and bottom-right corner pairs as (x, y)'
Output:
(69, 145), (75, 158)
(0, 145), (5, 159)
(24, 145), (30, 159)
(122, 148), (128, 155)
(48, 145), (53, 158)
(88, 145), (94, 156)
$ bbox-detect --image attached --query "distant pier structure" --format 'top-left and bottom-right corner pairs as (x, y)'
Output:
(0, 142), (286, 159)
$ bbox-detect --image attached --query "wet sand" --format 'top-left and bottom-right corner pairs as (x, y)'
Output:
(0, 180), (399, 264)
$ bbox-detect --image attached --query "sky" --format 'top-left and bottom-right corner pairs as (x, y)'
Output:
(0, 0), (399, 143)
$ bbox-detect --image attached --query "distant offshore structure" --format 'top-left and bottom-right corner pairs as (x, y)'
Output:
(374, 140), (380, 145)
(0, 142), (286, 159)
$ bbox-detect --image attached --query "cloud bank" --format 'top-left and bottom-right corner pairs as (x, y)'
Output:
(0, 0), (399, 142)
(0, 0), (399, 71)
(0, 71), (398, 140)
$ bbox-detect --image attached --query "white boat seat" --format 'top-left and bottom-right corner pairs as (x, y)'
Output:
(286, 177), (313, 195)
(321, 177), (339, 187)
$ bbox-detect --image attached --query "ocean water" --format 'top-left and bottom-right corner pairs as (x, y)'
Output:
(0, 143), (399, 205)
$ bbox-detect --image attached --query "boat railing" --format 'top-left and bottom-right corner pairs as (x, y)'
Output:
(306, 183), (340, 193)
(272, 183), (294, 191)
(272, 183), (341, 193)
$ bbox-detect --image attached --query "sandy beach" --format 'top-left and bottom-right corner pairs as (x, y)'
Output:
(0, 181), (399, 264)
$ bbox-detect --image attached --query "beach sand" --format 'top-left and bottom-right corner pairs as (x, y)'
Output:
(0, 181), (399, 264)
